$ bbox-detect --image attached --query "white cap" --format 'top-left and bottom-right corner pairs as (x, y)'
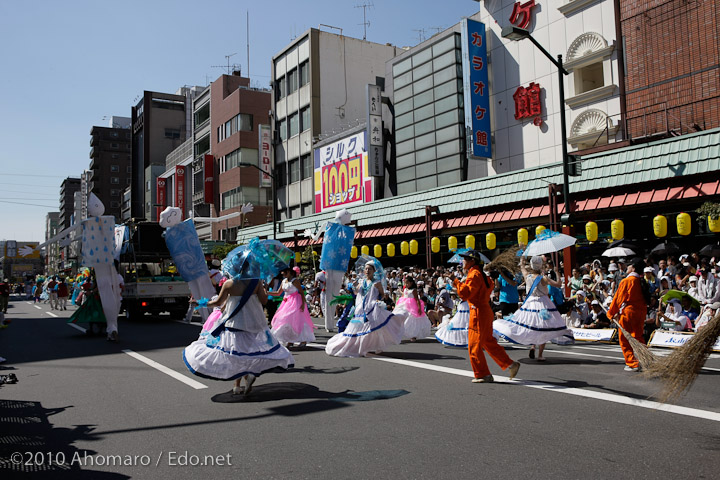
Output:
(679, 254), (689, 261)
(582, 274), (592, 281)
(711, 302), (720, 309)
(591, 300), (600, 306)
(660, 276), (671, 283)
(689, 275), (698, 282)
(643, 267), (654, 273)
(576, 291), (586, 298)
(608, 263), (618, 271)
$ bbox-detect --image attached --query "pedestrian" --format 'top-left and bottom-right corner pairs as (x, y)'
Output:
(269, 266), (316, 349)
(606, 258), (649, 372)
(451, 250), (520, 383)
(497, 268), (520, 317)
(493, 255), (574, 361)
(32, 280), (43, 303)
(0, 279), (9, 314)
(184, 242), (294, 396)
(427, 283), (454, 327)
(56, 278), (69, 310)
(393, 275), (432, 342)
(325, 256), (404, 357)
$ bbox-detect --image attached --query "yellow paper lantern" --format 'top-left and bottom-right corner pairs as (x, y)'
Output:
(294, 252), (302, 264)
(361, 245), (369, 256)
(448, 236), (458, 251)
(486, 232), (496, 250)
(518, 228), (529, 246)
(465, 234), (475, 250)
(653, 215), (667, 238)
(374, 244), (382, 257)
(536, 225), (546, 237)
(611, 219), (624, 240)
(677, 212), (691, 236)
(350, 246), (358, 258)
(431, 237), (440, 253)
(709, 216), (720, 233)
(387, 243), (395, 257)
(585, 221), (598, 242)
(401, 241), (409, 256)
(409, 239), (419, 255)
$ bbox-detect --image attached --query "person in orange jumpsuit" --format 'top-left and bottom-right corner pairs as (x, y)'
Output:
(606, 258), (648, 371)
(452, 250), (520, 383)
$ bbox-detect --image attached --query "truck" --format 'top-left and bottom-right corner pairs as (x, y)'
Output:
(119, 221), (191, 320)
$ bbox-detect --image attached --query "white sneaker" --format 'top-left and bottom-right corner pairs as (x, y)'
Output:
(623, 365), (639, 372)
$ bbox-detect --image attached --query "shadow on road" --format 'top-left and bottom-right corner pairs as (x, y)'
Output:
(378, 351), (465, 361)
(0, 399), (128, 479)
(211, 382), (410, 406)
(287, 365), (360, 375)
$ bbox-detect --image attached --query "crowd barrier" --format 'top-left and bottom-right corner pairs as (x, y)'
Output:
(648, 330), (720, 352)
(570, 328), (618, 343)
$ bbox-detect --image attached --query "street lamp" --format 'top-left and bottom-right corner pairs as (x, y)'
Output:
(501, 25), (571, 224)
(237, 162), (276, 240)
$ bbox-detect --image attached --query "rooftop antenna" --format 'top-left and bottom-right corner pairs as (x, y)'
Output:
(355, 2), (373, 40)
(211, 53), (237, 75)
(413, 28), (427, 43)
(246, 10), (250, 80)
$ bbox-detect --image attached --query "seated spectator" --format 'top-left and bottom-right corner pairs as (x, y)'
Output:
(581, 300), (611, 329)
(687, 275), (699, 298)
(644, 296), (659, 342)
(659, 299), (693, 331)
(694, 301), (719, 331)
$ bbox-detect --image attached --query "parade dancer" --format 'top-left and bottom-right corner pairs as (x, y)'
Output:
(304, 209), (355, 332)
(159, 206), (225, 322)
(270, 266), (316, 348)
(606, 258), (648, 371)
(493, 255), (574, 360)
(326, 255), (404, 357)
(435, 299), (469, 348)
(393, 275), (432, 342)
(451, 250), (520, 383)
(183, 238), (294, 396)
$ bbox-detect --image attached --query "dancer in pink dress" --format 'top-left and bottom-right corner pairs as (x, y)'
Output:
(270, 267), (316, 348)
(393, 276), (432, 342)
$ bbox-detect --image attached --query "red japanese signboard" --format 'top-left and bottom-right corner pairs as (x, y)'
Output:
(509, 0), (537, 30)
(156, 177), (166, 220)
(204, 154), (214, 204)
(320, 154), (363, 210)
(175, 165), (185, 220)
(513, 82), (542, 125)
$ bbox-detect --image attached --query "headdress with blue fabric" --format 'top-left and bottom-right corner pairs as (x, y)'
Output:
(221, 237), (294, 283)
(354, 254), (386, 288)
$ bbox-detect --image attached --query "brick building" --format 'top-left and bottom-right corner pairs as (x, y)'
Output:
(621, 0), (720, 140)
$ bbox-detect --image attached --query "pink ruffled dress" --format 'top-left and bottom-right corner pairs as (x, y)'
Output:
(271, 279), (316, 345)
(393, 288), (432, 340)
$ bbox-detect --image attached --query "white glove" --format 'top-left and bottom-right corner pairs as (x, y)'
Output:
(240, 203), (254, 215)
(19, 245), (36, 257)
(303, 229), (315, 239)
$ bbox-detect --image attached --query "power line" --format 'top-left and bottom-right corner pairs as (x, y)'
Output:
(1, 190), (58, 197)
(0, 173), (69, 178)
(0, 200), (58, 208)
(0, 182), (61, 188)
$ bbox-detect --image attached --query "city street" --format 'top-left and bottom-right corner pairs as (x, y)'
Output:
(1, 297), (719, 479)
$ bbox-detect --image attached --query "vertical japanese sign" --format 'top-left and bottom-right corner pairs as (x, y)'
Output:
(203, 154), (214, 204)
(366, 84), (383, 177)
(175, 166), (185, 220)
(461, 19), (492, 158)
(313, 131), (372, 214)
(259, 124), (272, 188)
(156, 177), (166, 221)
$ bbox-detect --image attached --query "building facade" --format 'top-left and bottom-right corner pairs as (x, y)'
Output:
(44, 212), (60, 275)
(58, 177), (81, 230)
(272, 29), (402, 220)
(88, 117), (132, 222)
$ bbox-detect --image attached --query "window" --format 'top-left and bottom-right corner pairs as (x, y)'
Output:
(237, 113), (253, 132)
(301, 154), (312, 179)
(221, 186), (268, 210)
(575, 62), (604, 95)
(111, 189), (120, 197)
(217, 126), (224, 142)
(287, 68), (298, 94)
(299, 61), (309, 86)
(224, 148), (259, 171)
(111, 201), (120, 208)
(277, 119), (287, 142)
(288, 158), (300, 183)
(111, 165), (119, 172)
(111, 177), (119, 184)
(194, 103), (210, 126)
(301, 202), (312, 216)
(111, 132), (119, 138)
(111, 154), (119, 159)
(288, 112), (299, 138)
(126, 166), (132, 173)
(300, 107), (310, 132)
(127, 178), (132, 185)
(164, 129), (180, 139)
(225, 120), (232, 138)
(194, 134), (210, 156)
(111, 143), (119, 148)
(275, 76), (286, 100)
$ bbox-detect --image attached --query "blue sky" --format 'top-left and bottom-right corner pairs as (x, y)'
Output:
(0, 0), (480, 241)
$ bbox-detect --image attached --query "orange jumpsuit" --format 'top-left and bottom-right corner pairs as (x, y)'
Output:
(455, 266), (513, 378)
(606, 273), (648, 368)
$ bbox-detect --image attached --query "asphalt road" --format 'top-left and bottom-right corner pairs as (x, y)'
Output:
(1, 296), (719, 479)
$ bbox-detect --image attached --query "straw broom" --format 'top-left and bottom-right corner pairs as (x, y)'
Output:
(642, 312), (720, 402)
(487, 245), (521, 275)
(598, 303), (658, 370)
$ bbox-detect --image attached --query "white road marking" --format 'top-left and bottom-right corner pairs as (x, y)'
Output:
(122, 349), (207, 390)
(47, 312), (58, 318)
(26, 301), (33, 305)
(34, 305), (42, 310)
(371, 356), (720, 423)
(67, 323), (87, 333)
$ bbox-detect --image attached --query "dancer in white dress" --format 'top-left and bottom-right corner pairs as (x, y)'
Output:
(326, 256), (404, 357)
(435, 300), (469, 347)
(393, 276), (432, 341)
(493, 255), (573, 360)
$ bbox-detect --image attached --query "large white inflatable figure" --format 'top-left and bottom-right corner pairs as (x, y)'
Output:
(159, 207), (216, 321)
(305, 209), (355, 332)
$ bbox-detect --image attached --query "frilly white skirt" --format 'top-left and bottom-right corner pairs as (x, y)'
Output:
(492, 295), (574, 346)
(435, 301), (469, 347)
(393, 297), (432, 340)
(325, 301), (404, 357)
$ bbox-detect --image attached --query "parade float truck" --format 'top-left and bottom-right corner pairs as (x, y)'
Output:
(119, 221), (190, 320)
